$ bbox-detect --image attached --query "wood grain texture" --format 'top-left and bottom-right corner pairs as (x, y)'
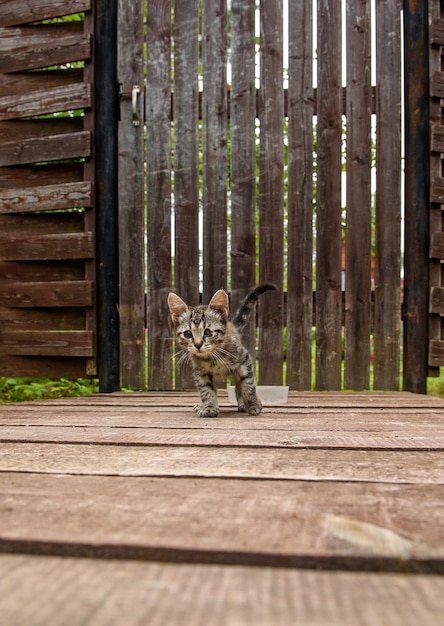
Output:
(1, 555), (443, 626)
(1, 389), (444, 622)
(315, 0), (343, 390)
(374, 0), (402, 390)
(0, 0), (91, 27)
(146, 0), (173, 390)
(344, 0), (372, 390)
(286, 0), (314, 390)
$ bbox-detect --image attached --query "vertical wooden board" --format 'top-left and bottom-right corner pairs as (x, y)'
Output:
(403, 0), (430, 393)
(230, 0), (257, 358)
(82, 9), (96, 378)
(373, 0), (402, 390)
(287, 0), (314, 390)
(118, 0), (145, 389)
(173, 0), (200, 389)
(146, 0), (173, 390)
(258, 0), (284, 385)
(315, 0), (343, 390)
(428, 0), (444, 376)
(202, 0), (228, 303)
(344, 0), (372, 390)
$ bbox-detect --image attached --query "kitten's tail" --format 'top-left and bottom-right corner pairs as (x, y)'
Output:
(232, 284), (277, 331)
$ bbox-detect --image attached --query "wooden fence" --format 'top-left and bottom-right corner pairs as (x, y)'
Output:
(142, 0), (403, 391)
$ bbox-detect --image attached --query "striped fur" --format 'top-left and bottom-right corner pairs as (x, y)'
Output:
(167, 285), (276, 417)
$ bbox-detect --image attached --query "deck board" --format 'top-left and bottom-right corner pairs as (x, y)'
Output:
(1, 390), (444, 624)
(1, 555), (444, 626)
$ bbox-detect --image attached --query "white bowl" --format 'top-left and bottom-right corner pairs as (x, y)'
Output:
(227, 385), (289, 405)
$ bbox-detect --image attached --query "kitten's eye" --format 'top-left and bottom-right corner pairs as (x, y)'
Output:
(183, 330), (193, 339)
(204, 329), (212, 337)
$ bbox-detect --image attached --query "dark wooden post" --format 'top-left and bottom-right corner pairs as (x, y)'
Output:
(95, 0), (120, 392)
(403, 0), (430, 393)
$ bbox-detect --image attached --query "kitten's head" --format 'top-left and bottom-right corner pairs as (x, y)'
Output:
(167, 290), (229, 358)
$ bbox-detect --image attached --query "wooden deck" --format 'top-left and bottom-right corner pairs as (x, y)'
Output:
(1, 391), (444, 625)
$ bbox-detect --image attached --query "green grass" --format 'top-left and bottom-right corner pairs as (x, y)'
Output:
(427, 371), (444, 398)
(0, 377), (98, 403)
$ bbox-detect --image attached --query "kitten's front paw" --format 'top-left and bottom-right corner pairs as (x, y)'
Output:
(194, 404), (219, 418)
(248, 404), (262, 416)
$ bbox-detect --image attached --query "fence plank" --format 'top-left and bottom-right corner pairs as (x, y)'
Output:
(0, 0), (91, 27)
(0, 83), (91, 121)
(118, 0), (145, 389)
(258, 0), (284, 385)
(0, 30), (92, 73)
(287, 0), (314, 390)
(146, 0), (173, 390)
(173, 0), (200, 389)
(4, 330), (93, 357)
(230, 0), (257, 357)
(0, 131), (91, 166)
(0, 233), (94, 261)
(344, 0), (372, 390)
(403, 0), (430, 393)
(0, 280), (93, 307)
(373, 0), (402, 390)
(428, 0), (444, 376)
(0, 182), (92, 213)
(315, 0), (343, 390)
(202, 0), (228, 302)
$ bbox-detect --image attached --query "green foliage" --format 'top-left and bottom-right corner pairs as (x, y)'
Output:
(427, 371), (444, 398)
(0, 377), (98, 403)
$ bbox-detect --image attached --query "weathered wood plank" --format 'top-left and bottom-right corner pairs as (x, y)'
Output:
(0, 308), (86, 332)
(230, 0), (257, 358)
(2, 423), (444, 450)
(429, 339), (444, 367)
(430, 176), (444, 204)
(344, 0), (372, 390)
(0, 233), (94, 261)
(430, 232), (444, 258)
(1, 443), (443, 484)
(0, 30), (92, 73)
(0, 69), (83, 96)
(2, 330), (93, 357)
(1, 555), (443, 626)
(0, 280), (93, 308)
(4, 390), (444, 409)
(0, 355), (89, 378)
(286, 0), (314, 390)
(0, 181), (92, 214)
(430, 123), (444, 153)
(430, 70), (444, 99)
(430, 16), (444, 45)
(172, 0), (200, 390)
(374, 0), (402, 390)
(0, 163), (84, 190)
(430, 286), (444, 314)
(0, 82), (91, 121)
(258, 0), (284, 385)
(146, 0), (172, 390)
(0, 131), (91, 166)
(202, 0), (228, 301)
(0, 261), (84, 282)
(0, 0), (91, 27)
(1, 473), (443, 571)
(117, 0), (145, 389)
(315, 0), (343, 390)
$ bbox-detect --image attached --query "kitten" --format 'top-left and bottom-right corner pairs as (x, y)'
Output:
(167, 284), (276, 417)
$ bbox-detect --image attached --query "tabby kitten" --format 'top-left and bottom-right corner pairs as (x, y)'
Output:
(167, 284), (276, 417)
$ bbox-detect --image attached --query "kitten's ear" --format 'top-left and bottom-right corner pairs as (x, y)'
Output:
(208, 289), (229, 320)
(168, 293), (188, 322)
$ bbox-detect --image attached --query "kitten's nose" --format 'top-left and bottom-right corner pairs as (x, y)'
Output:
(194, 341), (203, 350)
